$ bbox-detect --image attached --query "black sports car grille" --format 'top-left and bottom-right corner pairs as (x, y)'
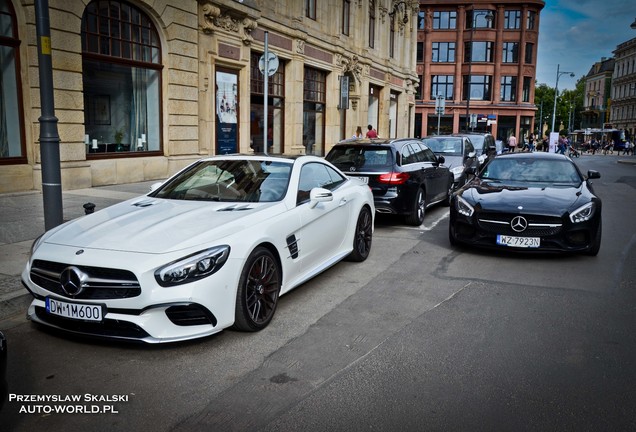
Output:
(30, 260), (141, 300)
(477, 213), (563, 236)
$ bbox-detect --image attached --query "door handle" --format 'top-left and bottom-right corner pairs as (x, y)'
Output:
(339, 198), (348, 206)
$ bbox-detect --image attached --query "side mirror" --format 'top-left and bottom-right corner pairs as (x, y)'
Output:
(309, 187), (333, 208)
(467, 151), (476, 159)
(437, 155), (445, 165)
(587, 170), (600, 179)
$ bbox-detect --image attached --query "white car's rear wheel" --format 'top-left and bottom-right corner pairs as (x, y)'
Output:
(232, 247), (281, 331)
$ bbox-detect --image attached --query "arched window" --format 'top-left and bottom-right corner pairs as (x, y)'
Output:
(81, 0), (162, 155)
(0, 0), (26, 163)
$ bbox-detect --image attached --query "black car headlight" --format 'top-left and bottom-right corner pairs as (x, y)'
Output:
(456, 195), (474, 217)
(569, 202), (595, 223)
(155, 245), (230, 287)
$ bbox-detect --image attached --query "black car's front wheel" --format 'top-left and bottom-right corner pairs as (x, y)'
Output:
(232, 247), (281, 331)
(405, 188), (426, 226)
(584, 218), (602, 256)
(347, 206), (373, 262)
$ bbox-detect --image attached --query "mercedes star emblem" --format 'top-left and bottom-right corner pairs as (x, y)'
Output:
(510, 216), (528, 233)
(60, 266), (87, 297)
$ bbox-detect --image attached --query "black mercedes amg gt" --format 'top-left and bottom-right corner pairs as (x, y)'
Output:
(449, 152), (602, 255)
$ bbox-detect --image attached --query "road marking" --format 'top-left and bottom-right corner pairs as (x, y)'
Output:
(396, 210), (450, 231)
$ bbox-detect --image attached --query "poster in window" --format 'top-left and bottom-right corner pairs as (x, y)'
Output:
(92, 95), (111, 125)
(216, 70), (238, 154)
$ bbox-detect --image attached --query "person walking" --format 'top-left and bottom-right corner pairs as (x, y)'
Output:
(528, 133), (535, 152)
(365, 124), (378, 138)
(507, 133), (517, 152)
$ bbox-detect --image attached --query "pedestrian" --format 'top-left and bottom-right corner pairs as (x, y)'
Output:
(528, 133), (535, 152)
(557, 135), (567, 155)
(353, 126), (363, 138)
(365, 124), (378, 139)
(507, 133), (517, 152)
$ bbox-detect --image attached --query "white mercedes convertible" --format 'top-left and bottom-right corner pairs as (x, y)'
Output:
(22, 155), (374, 343)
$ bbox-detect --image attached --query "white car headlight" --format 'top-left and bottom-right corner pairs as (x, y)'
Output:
(155, 245), (230, 287)
(570, 202), (595, 223)
(456, 195), (474, 217)
(450, 166), (464, 181)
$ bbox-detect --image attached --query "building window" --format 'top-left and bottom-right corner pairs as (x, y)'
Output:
(504, 10), (521, 29)
(416, 42), (424, 62)
(432, 42), (455, 62)
(303, 67), (326, 156)
(342, 0), (350, 35)
(368, 0), (375, 49)
(464, 41), (494, 62)
(527, 11), (536, 30)
(418, 11), (425, 29)
(431, 75), (454, 100)
(305, 0), (316, 20)
(251, 52), (285, 154)
(502, 42), (519, 63)
(0, 0), (26, 163)
(522, 77), (531, 102)
(467, 10), (494, 29)
(463, 75), (492, 101)
(82, 0), (162, 155)
(525, 43), (534, 64)
(433, 11), (457, 29)
(500, 76), (517, 102)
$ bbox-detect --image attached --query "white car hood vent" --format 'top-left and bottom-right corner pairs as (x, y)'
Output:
(217, 204), (254, 212)
(132, 199), (159, 207)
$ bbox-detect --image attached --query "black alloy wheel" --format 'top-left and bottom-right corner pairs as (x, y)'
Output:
(347, 206), (373, 262)
(232, 247), (281, 331)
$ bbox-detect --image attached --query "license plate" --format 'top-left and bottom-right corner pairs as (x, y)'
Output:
(350, 175), (368, 184)
(46, 297), (104, 322)
(496, 235), (540, 248)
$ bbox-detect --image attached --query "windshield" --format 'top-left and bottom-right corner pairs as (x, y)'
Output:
(326, 146), (394, 171)
(421, 137), (463, 156)
(151, 159), (292, 202)
(466, 135), (484, 151)
(480, 158), (582, 185)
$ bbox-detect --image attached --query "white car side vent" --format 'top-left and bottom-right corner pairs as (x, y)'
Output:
(132, 199), (158, 207)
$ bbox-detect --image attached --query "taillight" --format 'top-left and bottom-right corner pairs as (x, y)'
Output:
(377, 172), (410, 185)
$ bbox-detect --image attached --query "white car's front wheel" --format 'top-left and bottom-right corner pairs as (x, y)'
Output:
(232, 247), (281, 332)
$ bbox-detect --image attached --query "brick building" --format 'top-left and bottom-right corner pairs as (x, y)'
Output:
(414, 0), (545, 143)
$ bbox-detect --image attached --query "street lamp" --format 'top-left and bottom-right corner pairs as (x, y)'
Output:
(551, 64), (575, 133)
(465, 9), (494, 132)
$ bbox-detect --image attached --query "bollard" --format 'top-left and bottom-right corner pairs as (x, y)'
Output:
(83, 202), (96, 214)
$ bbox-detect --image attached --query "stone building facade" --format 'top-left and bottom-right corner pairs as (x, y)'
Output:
(0, 0), (418, 193)
(610, 36), (636, 140)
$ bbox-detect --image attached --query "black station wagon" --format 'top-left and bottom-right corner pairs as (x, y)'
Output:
(326, 138), (454, 226)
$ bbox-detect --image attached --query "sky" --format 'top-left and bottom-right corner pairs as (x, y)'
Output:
(536, 0), (636, 90)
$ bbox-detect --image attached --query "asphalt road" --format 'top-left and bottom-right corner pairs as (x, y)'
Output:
(1, 154), (635, 432)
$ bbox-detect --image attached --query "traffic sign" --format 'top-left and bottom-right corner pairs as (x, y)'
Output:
(259, 52), (279, 77)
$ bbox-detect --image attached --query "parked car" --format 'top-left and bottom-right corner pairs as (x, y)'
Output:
(449, 152), (602, 255)
(421, 135), (479, 190)
(0, 331), (6, 412)
(451, 132), (497, 164)
(326, 138), (453, 226)
(22, 155), (374, 343)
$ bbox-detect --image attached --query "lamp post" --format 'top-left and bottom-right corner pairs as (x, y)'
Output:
(465, 10), (493, 132)
(551, 64), (575, 133)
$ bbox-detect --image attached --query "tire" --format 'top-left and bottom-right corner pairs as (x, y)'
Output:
(232, 247), (281, 332)
(449, 223), (458, 246)
(584, 219), (602, 256)
(405, 188), (425, 226)
(347, 206), (373, 262)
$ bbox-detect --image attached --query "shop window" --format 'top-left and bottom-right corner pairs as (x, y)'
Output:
(303, 67), (326, 156)
(250, 52), (285, 153)
(81, 0), (162, 156)
(0, 0), (26, 164)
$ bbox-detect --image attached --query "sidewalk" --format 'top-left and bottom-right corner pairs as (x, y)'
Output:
(0, 180), (158, 322)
